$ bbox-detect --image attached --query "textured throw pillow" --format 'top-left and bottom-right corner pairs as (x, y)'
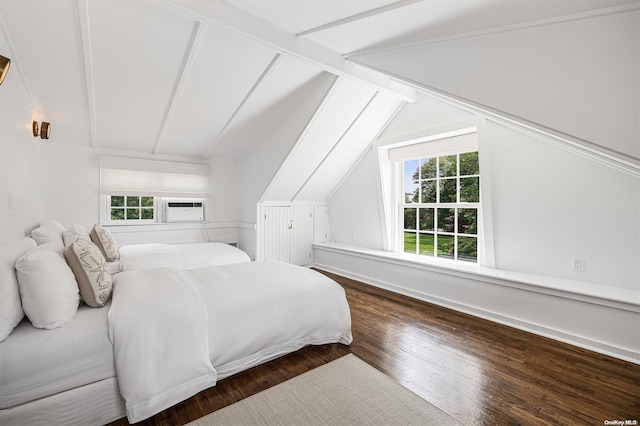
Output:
(30, 220), (66, 248)
(16, 244), (79, 329)
(90, 225), (118, 262)
(62, 224), (91, 248)
(0, 237), (37, 342)
(65, 239), (113, 308)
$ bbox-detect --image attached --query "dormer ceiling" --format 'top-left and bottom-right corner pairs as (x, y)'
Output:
(0, 0), (634, 160)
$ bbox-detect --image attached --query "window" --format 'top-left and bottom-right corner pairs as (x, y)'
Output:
(99, 156), (210, 225)
(392, 131), (480, 262)
(108, 195), (156, 223)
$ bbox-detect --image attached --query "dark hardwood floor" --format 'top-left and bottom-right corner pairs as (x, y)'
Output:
(108, 270), (640, 425)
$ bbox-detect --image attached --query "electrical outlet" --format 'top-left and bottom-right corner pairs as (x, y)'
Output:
(572, 258), (585, 272)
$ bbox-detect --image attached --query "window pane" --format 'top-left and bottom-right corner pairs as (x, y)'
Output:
(419, 208), (434, 231)
(126, 208), (140, 220)
(458, 236), (477, 262)
(458, 208), (477, 235)
(437, 235), (455, 259)
(460, 151), (480, 176)
(111, 208), (125, 220)
(420, 180), (437, 203)
(460, 177), (479, 202)
(404, 232), (417, 254)
(437, 208), (455, 232)
(141, 208), (154, 220)
(126, 196), (140, 207)
(404, 160), (420, 203)
(111, 196), (125, 207)
(404, 208), (417, 230)
(141, 197), (154, 207)
(439, 179), (457, 203)
(421, 157), (437, 179)
(418, 233), (434, 256)
(460, 151), (479, 176)
(438, 155), (457, 177)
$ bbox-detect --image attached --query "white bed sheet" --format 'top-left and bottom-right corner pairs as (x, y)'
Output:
(117, 242), (250, 272)
(0, 303), (115, 410)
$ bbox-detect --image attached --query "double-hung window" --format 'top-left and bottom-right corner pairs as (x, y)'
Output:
(389, 130), (480, 262)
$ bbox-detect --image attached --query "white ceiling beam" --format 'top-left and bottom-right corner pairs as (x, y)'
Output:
(259, 75), (339, 203)
(149, 0), (418, 103)
(296, 0), (424, 38)
(291, 91), (379, 202)
(345, 2), (640, 59)
(350, 58), (640, 179)
(203, 52), (282, 159)
(75, 0), (98, 148)
(153, 21), (207, 155)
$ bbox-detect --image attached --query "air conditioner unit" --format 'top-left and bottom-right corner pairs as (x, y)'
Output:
(165, 201), (204, 222)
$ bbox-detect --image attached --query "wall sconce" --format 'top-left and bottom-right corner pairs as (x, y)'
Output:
(0, 55), (10, 86)
(32, 121), (51, 139)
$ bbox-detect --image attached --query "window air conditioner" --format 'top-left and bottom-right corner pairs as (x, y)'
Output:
(165, 201), (204, 222)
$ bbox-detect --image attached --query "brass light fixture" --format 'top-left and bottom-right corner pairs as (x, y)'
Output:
(40, 122), (51, 139)
(32, 120), (51, 139)
(0, 55), (10, 86)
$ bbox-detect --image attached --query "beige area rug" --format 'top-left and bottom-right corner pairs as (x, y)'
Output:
(187, 354), (462, 425)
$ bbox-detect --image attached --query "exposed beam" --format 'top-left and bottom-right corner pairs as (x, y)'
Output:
(345, 2), (640, 58)
(296, 0), (424, 38)
(203, 53), (282, 159)
(291, 92), (379, 201)
(149, 0), (418, 103)
(349, 57), (640, 179)
(153, 21), (206, 155)
(259, 75), (339, 203)
(75, 0), (98, 148)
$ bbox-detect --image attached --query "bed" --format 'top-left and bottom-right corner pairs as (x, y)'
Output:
(113, 241), (251, 272)
(0, 223), (352, 425)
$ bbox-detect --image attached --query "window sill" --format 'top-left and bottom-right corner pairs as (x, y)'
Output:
(313, 242), (639, 311)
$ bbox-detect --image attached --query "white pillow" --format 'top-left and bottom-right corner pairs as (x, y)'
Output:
(90, 225), (118, 262)
(16, 244), (79, 329)
(62, 224), (91, 248)
(65, 239), (113, 308)
(30, 220), (65, 247)
(0, 237), (37, 342)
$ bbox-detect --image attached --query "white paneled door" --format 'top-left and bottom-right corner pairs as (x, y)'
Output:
(260, 204), (319, 265)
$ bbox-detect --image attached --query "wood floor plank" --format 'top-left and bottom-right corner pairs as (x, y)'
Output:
(107, 270), (640, 426)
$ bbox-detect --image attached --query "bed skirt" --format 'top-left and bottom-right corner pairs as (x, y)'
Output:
(0, 377), (125, 426)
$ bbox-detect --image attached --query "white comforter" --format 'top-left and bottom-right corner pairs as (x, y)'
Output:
(109, 261), (352, 423)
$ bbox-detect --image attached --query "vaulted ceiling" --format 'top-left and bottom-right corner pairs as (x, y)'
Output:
(0, 0), (634, 161)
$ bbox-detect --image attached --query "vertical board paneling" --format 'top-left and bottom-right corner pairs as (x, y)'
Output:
(313, 205), (330, 244)
(291, 205), (314, 265)
(263, 206), (291, 262)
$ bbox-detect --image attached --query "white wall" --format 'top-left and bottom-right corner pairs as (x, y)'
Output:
(485, 121), (639, 289)
(327, 147), (384, 249)
(0, 41), (45, 244)
(357, 10), (640, 158)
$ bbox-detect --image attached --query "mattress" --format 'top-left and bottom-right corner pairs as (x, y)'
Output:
(0, 303), (115, 410)
(117, 242), (250, 272)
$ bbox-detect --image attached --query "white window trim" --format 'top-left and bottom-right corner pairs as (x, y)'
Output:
(376, 119), (495, 268)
